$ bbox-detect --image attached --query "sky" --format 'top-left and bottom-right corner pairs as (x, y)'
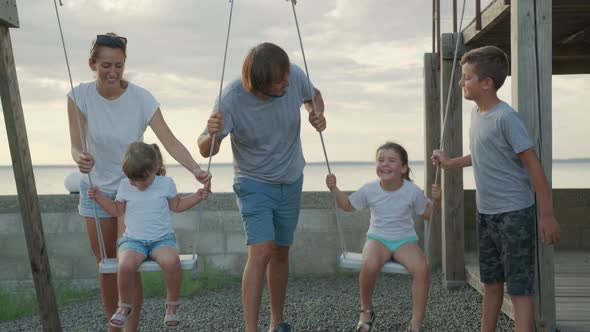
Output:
(1, 0), (588, 167)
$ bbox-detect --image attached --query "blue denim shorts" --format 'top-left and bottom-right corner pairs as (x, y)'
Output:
(233, 175), (303, 246)
(117, 232), (178, 258)
(367, 233), (419, 253)
(79, 181), (117, 218)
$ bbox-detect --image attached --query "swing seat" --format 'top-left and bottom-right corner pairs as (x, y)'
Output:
(99, 254), (198, 274)
(340, 252), (409, 275)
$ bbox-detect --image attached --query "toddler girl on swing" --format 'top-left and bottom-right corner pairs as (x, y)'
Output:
(89, 142), (209, 329)
(326, 142), (441, 332)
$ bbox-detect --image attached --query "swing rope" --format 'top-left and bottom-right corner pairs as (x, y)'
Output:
(194, 0), (236, 259)
(425, 0), (467, 263)
(53, 0), (108, 262)
(289, 0), (347, 256)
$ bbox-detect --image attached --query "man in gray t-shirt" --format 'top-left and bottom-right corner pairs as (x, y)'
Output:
(198, 42), (326, 332)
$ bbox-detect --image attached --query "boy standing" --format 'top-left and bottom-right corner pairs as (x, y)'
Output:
(431, 46), (560, 332)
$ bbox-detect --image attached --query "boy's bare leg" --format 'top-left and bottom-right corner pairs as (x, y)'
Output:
(481, 283), (504, 332)
(393, 242), (430, 330)
(511, 295), (534, 332)
(359, 240), (392, 326)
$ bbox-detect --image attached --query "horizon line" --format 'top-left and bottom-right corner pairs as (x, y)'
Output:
(1, 157), (590, 168)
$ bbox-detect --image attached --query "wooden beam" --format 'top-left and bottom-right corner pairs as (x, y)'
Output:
(0, 26), (62, 331)
(463, 0), (510, 45)
(510, 0), (556, 331)
(0, 0), (19, 28)
(423, 52), (441, 269)
(440, 33), (465, 289)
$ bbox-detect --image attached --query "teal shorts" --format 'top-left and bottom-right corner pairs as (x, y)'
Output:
(367, 233), (418, 253)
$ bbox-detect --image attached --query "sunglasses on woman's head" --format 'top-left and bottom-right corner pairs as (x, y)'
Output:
(95, 35), (127, 49)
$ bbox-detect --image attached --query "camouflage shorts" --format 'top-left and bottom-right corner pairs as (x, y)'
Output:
(477, 205), (535, 296)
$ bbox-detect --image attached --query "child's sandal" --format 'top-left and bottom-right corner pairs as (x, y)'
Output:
(164, 301), (181, 329)
(355, 308), (376, 332)
(109, 302), (133, 328)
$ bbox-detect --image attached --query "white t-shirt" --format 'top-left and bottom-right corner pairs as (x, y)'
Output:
(115, 176), (177, 241)
(68, 81), (159, 194)
(349, 179), (430, 241)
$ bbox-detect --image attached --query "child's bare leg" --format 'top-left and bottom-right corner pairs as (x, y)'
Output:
(359, 240), (392, 325)
(114, 251), (145, 324)
(151, 246), (182, 313)
(393, 242), (429, 330)
(511, 295), (533, 332)
(481, 283), (504, 332)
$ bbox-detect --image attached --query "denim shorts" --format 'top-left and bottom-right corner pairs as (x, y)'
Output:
(117, 232), (178, 258)
(477, 205), (535, 296)
(233, 175), (303, 246)
(79, 181), (117, 218)
(367, 233), (419, 253)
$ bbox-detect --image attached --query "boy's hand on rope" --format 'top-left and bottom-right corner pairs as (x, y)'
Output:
(540, 215), (560, 245)
(326, 174), (337, 191)
(309, 110), (326, 132)
(431, 150), (449, 169)
(207, 112), (224, 136)
(76, 152), (95, 173)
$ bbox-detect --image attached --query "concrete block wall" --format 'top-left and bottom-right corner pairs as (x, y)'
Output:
(0, 188), (588, 287)
(0, 192), (372, 286)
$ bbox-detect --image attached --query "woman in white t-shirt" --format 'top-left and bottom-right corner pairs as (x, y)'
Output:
(326, 142), (441, 332)
(88, 142), (208, 329)
(67, 33), (211, 331)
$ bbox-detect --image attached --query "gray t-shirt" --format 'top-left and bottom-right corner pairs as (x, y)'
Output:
(469, 101), (534, 214)
(204, 64), (314, 184)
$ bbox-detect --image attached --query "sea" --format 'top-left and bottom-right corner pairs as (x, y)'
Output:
(1, 160), (589, 195)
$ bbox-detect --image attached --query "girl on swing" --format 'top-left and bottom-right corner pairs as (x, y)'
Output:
(88, 142), (209, 328)
(326, 142), (441, 332)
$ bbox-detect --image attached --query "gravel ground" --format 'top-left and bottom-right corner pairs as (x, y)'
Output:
(0, 270), (514, 331)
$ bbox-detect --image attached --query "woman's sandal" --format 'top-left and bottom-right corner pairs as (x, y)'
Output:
(354, 308), (376, 332)
(109, 302), (133, 328)
(164, 301), (181, 329)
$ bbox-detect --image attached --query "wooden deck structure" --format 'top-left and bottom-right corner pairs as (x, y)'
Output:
(466, 251), (590, 332)
(423, 0), (590, 331)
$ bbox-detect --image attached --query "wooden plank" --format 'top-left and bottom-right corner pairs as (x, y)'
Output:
(0, 0), (19, 28)
(423, 52), (441, 269)
(510, 0), (556, 330)
(465, 258), (515, 319)
(463, 0), (510, 45)
(440, 33), (465, 288)
(0, 26), (61, 331)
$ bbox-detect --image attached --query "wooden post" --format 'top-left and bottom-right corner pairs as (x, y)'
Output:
(511, 0), (556, 331)
(0, 9), (62, 332)
(423, 52), (441, 269)
(440, 33), (465, 288)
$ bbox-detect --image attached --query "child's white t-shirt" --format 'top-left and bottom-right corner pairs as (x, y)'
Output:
(349, 179), (430, 242)
(115, 176), (177, 241)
